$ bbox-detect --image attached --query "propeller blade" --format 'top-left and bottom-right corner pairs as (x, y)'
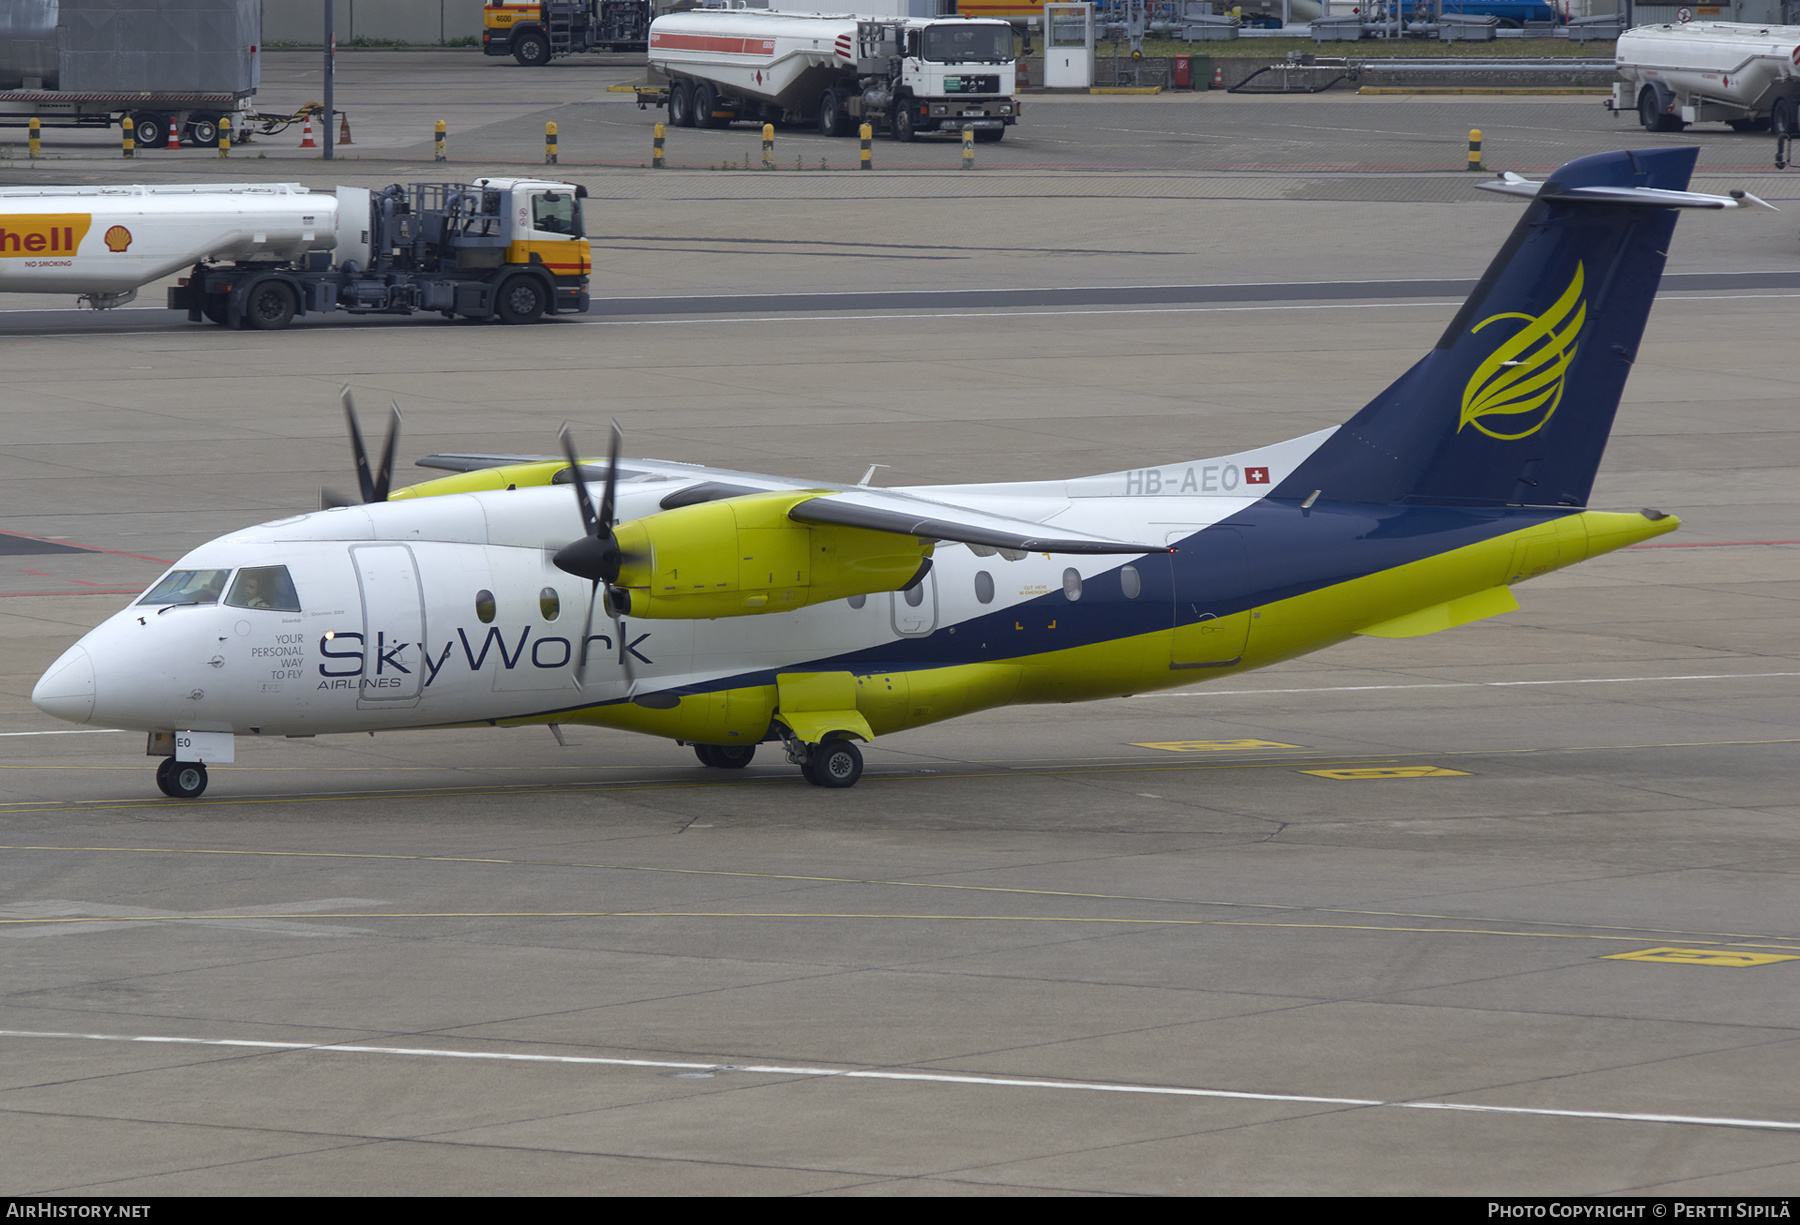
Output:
(372, 401), (402, 503)
(342, 388), (376, 505)
(558, 425), (599, 538)
(574, 578), (599, 687)
(320, 486), (355, 511)
(597, 419), (623, 531)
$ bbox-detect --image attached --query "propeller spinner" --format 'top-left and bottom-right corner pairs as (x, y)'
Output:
(321, 388), (402, 510)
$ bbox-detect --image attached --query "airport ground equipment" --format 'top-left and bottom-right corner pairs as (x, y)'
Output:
(1613, 21), (1800, 133)
(0, 179), (590, 327)
(0, 0), (305, 148)
(483, 0), (654, 65)
(640, 9), (1019, 140)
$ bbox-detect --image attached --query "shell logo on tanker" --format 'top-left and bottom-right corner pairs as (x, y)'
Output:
(0, 214), (94, 258)
(104, 225), (132, 252)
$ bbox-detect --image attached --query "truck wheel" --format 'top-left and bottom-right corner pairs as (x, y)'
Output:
(670, 80), (695, 128)
(695, 82), (726, 128)
(186, 113), (221, 148)
(1773, 98), (1798, 137)
(133, 113), (171, 149)
(244, 280), (298, 331)
(496, 276), (547, 325)
(818, 90), (850, 137)
(1638, 86), (1683, 133)
(513, 31), (551, 67)
(891, 101), (917, 142)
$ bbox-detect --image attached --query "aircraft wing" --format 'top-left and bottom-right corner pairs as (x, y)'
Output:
(789, 491), (1171, 555)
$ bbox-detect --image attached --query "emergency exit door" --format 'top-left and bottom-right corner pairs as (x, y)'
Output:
(1168, 528), (1251, 669)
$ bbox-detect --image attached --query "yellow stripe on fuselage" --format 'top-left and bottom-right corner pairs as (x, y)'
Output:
(493, 509), (1677, 743)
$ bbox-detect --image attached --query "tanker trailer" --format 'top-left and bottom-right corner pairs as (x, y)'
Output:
(0, 183), (337, 311)
(1, 179), (592, 328)
(1614, 21), (1800, 133)
(644, 9), (1019, 141)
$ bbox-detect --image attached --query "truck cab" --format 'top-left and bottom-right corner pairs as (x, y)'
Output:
(886, 18), (1019, 142)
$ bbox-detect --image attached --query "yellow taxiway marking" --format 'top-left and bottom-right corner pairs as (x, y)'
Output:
(1603, 948), (1800, 968)
(1132, 739), (1302, 752)
(1301, 766), (1471, 780)
(3, 844), (1798, 952)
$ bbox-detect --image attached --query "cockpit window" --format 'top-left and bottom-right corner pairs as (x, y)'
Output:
(532, 192), (584, 237)
(226, 566), (302, 612)
(138, 569), (231, 607)
(920, 25), (1013, 63)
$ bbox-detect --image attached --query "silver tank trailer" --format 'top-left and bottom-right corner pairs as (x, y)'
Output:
(0, 0), (62, 91)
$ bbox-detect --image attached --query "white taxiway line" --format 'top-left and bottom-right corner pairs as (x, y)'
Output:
(1173, 671), (1800, 698)
(1, 1028), (1794, 1134)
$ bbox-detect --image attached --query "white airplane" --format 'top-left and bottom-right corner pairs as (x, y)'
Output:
(28, 149), (1766, 796)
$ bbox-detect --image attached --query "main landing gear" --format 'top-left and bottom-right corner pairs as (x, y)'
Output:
(689, 738), (865, 787)
(155, 757), (208, 799)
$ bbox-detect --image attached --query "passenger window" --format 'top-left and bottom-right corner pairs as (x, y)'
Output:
(139, 569), (231, 606)
(1120, 565), (1141, 600)
(475, 589), (497, 624)
(904, 583), (925, 608)
(225, 566), (302, 612)
(974, 570), (995, 604)
(540, 587), (560, 621)
(847, 593), (867, 609)
(1062, 568), (1083, 601)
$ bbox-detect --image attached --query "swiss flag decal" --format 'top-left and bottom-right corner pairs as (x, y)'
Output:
(1245, 466), (1270, 484)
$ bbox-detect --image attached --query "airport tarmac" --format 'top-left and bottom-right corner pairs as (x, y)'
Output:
(1, 55), (1798, 1196)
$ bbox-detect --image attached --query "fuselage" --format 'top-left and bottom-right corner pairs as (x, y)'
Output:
(31, 435), (1676, 749)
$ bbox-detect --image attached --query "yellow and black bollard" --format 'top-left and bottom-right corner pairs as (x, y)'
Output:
(29, 116), (40, 159)
(653, 122), (665, 168)
(435, 119), (446, 162)
(545, 120), (558, 165)
(1467, 128), (1484, 172)
(762, 123), (774, 170)
(122, 117), (134, 159)
(860, 122), (871, 169)
(962, 127), (973, 170)
(218, 115), (230, 158)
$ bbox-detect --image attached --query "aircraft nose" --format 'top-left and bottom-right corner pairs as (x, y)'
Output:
(33, 645), (95, 725)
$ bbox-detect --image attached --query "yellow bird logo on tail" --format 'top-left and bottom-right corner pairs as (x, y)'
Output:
(1458, 262), (1586, 440)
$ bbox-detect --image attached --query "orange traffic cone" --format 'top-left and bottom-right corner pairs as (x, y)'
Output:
(337, 112), (354, 146)
(166, 119), (180, 150)
(300, 115), (317, 149)
(1210, 64), (1225, 90)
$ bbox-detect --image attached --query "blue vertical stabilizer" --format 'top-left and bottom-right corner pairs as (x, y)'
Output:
(1271, 148), (1699, 509)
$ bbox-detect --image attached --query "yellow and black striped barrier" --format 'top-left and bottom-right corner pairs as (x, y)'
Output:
(28, 116), (39, 159)
(122, 117), (133, 159)
(218, 116), (229, 158)
(653, 122), (665, 168)
(962, 126), (973, 170)
(435, 119), (446, 162)
(859, 123), (871, 169)
(762, 123), (774, 170)
(1467, 128), (1484, 171)
(545, 120), (558, 165)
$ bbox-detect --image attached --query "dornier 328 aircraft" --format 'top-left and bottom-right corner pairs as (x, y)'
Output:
(31, 149), (1773, 796)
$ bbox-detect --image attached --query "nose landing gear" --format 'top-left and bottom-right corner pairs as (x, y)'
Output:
(155, 757), (209, 799)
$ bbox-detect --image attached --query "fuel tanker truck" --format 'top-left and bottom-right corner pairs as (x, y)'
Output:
(1614, 22), (1800, 134)
(644, 9), (1019, 141)
(0, 179), (590, 328)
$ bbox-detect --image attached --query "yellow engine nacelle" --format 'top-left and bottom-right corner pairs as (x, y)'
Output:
(613, 492), (932, 620)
